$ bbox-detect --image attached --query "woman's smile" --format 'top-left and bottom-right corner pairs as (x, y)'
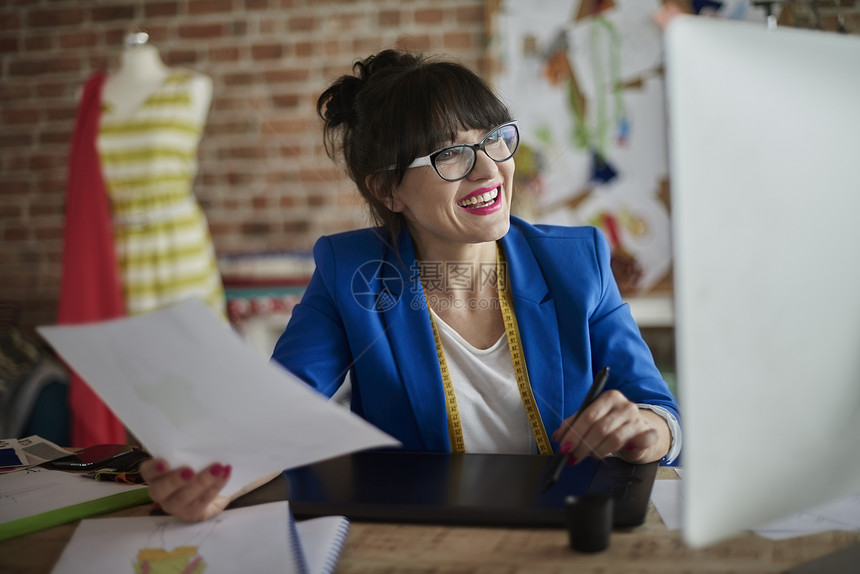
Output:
(456, 184), (503, 215)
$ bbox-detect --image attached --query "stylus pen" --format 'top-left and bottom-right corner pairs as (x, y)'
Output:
(541, 366), (610, 492)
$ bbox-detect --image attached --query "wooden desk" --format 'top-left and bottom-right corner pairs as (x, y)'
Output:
(2, 468), (858, 574)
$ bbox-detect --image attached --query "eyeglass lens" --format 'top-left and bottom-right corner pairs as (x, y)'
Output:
(434, 123), (519, 181)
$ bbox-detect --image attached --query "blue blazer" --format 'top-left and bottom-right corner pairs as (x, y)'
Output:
(272, 216), (679, 452)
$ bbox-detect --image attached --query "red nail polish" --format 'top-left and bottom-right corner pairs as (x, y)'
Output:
(224, 465), (232, 478)
(560, 442), (572, 455)
(180, 468), (194, 481)
(626, 443), (637, 451)
(210, 464), (224, 477)
(566, 456), (577, 466)
(155, 462), (167, 473)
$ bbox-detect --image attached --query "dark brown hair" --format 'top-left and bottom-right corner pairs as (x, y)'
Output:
(317, 50), (513, 245)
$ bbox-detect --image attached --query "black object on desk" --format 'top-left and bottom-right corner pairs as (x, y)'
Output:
(231, 451), (657, 528)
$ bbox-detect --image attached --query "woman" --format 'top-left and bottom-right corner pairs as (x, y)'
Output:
(141, 50), (681, 521)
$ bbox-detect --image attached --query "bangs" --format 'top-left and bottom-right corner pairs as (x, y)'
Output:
(364, 60), (513, 172)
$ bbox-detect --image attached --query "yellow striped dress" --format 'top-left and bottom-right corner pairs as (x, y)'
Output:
(97, 72), (225, 318)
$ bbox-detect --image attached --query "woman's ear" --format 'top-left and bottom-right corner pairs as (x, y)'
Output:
(365, 173), (405, 213)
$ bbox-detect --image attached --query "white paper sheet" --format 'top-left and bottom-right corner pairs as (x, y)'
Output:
(51, 501), (301, 574)
(38, 298), (400, 498)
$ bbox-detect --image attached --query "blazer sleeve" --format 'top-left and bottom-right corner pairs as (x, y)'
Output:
(271, 236), (352, 399)
(586, 228), (681, 422)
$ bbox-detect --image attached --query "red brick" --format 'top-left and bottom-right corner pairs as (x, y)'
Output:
(29, 153), (67, 170)
(252, 43), (284, 60)
(145, 2), (179, 17)
(264, 118), (311, 134)
(0, 180), (30, 194)
(188, 0), (234, 15)
(23, 36), (52, 51)
(2, 224), (30, 242)
(30, 200), (63, 217)
(59, 31), (98, 49)
(288, 16), (316, 32)
(395, 35), (431, 52)
(444, 32), (475, 51)
(165, 50), (200, 66)
(415, 9), (444, 25)
(35, 82), (71, 98)
(379, 11), (401, 27)
(0, 131), (33, 147)
(0, 202), (23, 218)
(45, 105), (77, 122)
(178, 23), (225, 40)
(299, 168), (342, 182)
(210, 46), (241, 62)
(272, 94), (300, 108)
(92, 5), (136, 22)
(0, 82), (31, 100)
(39, 128), (73, 145)
(218, 146), (268, 160)
(457, 6), (485, 24)
(294, 41), (314, 58)
(0, 12), (21, 31)
(2, 107), (40, 124)
(27, 7), (85, 28)
(0, 37), (20, 53)
(224, 72), (257, 86)
(241, 221), (271, 236)
(263, 69), (310, 83)
(34, 225), (64, 241)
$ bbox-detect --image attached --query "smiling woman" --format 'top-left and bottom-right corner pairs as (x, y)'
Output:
(140, 49), (681, 523)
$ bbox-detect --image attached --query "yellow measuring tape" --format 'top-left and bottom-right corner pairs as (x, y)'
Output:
(424, 244), (554, 455)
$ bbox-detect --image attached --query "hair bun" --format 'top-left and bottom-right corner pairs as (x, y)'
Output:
(318, 50), (423, 128)
(317, 74), (362, 127)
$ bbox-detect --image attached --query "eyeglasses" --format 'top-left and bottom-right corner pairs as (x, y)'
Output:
(405, 121), (519, 182)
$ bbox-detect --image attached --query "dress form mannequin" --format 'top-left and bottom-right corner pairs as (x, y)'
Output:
(102, 30), (212, 124)
(95, 27), (226, 319)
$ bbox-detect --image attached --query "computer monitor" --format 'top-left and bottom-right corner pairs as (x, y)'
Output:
(665, 16), (860, 547)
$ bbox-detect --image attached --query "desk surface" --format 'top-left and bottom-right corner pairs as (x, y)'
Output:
(2, 468), (858, 574)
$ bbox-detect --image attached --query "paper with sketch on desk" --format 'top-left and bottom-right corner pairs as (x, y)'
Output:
(38, 298), (401, 499)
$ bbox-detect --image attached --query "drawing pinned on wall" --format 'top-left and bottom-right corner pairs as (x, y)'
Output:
(493, 0), (767, 293)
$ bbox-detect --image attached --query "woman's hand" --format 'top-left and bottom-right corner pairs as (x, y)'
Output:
(140, 458), (232, 522)
(551, 390), (671, 465)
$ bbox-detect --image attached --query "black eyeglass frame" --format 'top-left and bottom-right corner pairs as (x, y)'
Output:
(402, 121), (520, 182)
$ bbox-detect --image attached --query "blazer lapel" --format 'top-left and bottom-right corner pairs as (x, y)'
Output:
(500, 227), (566, 440)
(380, 231), (451, 451)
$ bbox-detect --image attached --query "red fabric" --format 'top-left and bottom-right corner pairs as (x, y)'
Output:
(57, 72), (127, 447)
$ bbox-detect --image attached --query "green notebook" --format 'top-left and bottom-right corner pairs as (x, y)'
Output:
(0, 468), (151, 541)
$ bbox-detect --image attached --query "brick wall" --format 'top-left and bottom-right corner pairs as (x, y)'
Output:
(0, 0), (489, 333)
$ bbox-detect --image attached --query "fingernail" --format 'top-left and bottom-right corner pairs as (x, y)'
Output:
(151, 502), (162, 510)
(566, 456), (578, 466)
(210, 464), (224, 477)
(626, 443), (637, 451)
(560, 442), (572, 454)
(224, 465), (232, 478)
(155, 462), (167, 473)
(180, 468), (194, 481)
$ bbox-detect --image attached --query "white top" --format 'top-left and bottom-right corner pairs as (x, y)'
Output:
(430, 309), (682, 461)
(430, 309), (538, 454)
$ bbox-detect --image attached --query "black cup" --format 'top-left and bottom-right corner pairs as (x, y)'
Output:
(565, 493), (613, 553)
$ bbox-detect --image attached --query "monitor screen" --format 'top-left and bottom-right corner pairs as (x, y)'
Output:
(665, 16), (860, 547)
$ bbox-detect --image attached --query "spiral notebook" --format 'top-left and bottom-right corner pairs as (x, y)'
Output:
(50, 501), (349, 574)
